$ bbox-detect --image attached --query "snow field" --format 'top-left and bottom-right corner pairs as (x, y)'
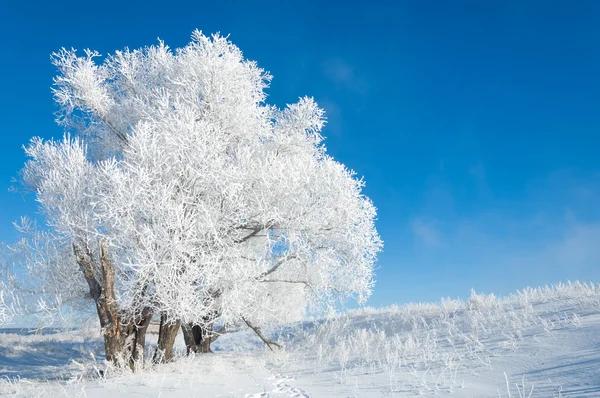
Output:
(1, 281), (600, 397)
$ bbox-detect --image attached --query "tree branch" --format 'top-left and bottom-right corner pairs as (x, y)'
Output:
(256, 254), (297, 280)
(233, 226), (263, 244)
(243, 318), (281, 351)
(233, 221), (275, 244)
(259, 279), (310, 287)
(73, 243), (101, 301)
(98, 114), (128, 144)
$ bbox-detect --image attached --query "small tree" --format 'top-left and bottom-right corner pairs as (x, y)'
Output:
(2, 31), (382, 365)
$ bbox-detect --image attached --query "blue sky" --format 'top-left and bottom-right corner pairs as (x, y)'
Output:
(1, 1), (600, 307)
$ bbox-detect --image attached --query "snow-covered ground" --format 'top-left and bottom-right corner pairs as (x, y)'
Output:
(1, 281), (600, 397)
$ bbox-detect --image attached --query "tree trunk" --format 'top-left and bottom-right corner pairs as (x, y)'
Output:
(199, 321), (214, 353)
(124, 307), (153, 369)
(181, 322), (197, 355)
(153, 312), (181, 363)
(74, 240), (126, 366)
(182, 317), (225, 354)
(98, 240), (124, 362)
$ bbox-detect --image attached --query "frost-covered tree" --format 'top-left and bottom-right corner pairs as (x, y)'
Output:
(3, 31), (382, 365)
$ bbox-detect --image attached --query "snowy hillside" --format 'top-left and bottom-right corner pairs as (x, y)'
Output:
(1, 281), (600, 397)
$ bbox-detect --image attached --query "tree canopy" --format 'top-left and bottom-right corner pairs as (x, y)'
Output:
(1, 31), (382, 364)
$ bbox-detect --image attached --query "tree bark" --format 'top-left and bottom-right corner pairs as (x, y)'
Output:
(182, 316), (230, 354)
(199, 317), (232, 353)
(98, 239), (123, 362)
(199, 320), (214, 353)
(181, 322), (197, 355)
(124, 307), (153, 369)
(153, 312), (181, 363)
(74, 240), (126, 366)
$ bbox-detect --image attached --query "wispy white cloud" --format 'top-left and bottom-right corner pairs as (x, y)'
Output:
(407, 169), (600, 291)
(322, 58), (368, 94)
(411, 218), (444, 248)
(507, 223), (600, 272)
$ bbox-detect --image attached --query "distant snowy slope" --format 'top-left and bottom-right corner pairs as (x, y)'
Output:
(273, 281), (600, 397)
(1, 281), (600, 397)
